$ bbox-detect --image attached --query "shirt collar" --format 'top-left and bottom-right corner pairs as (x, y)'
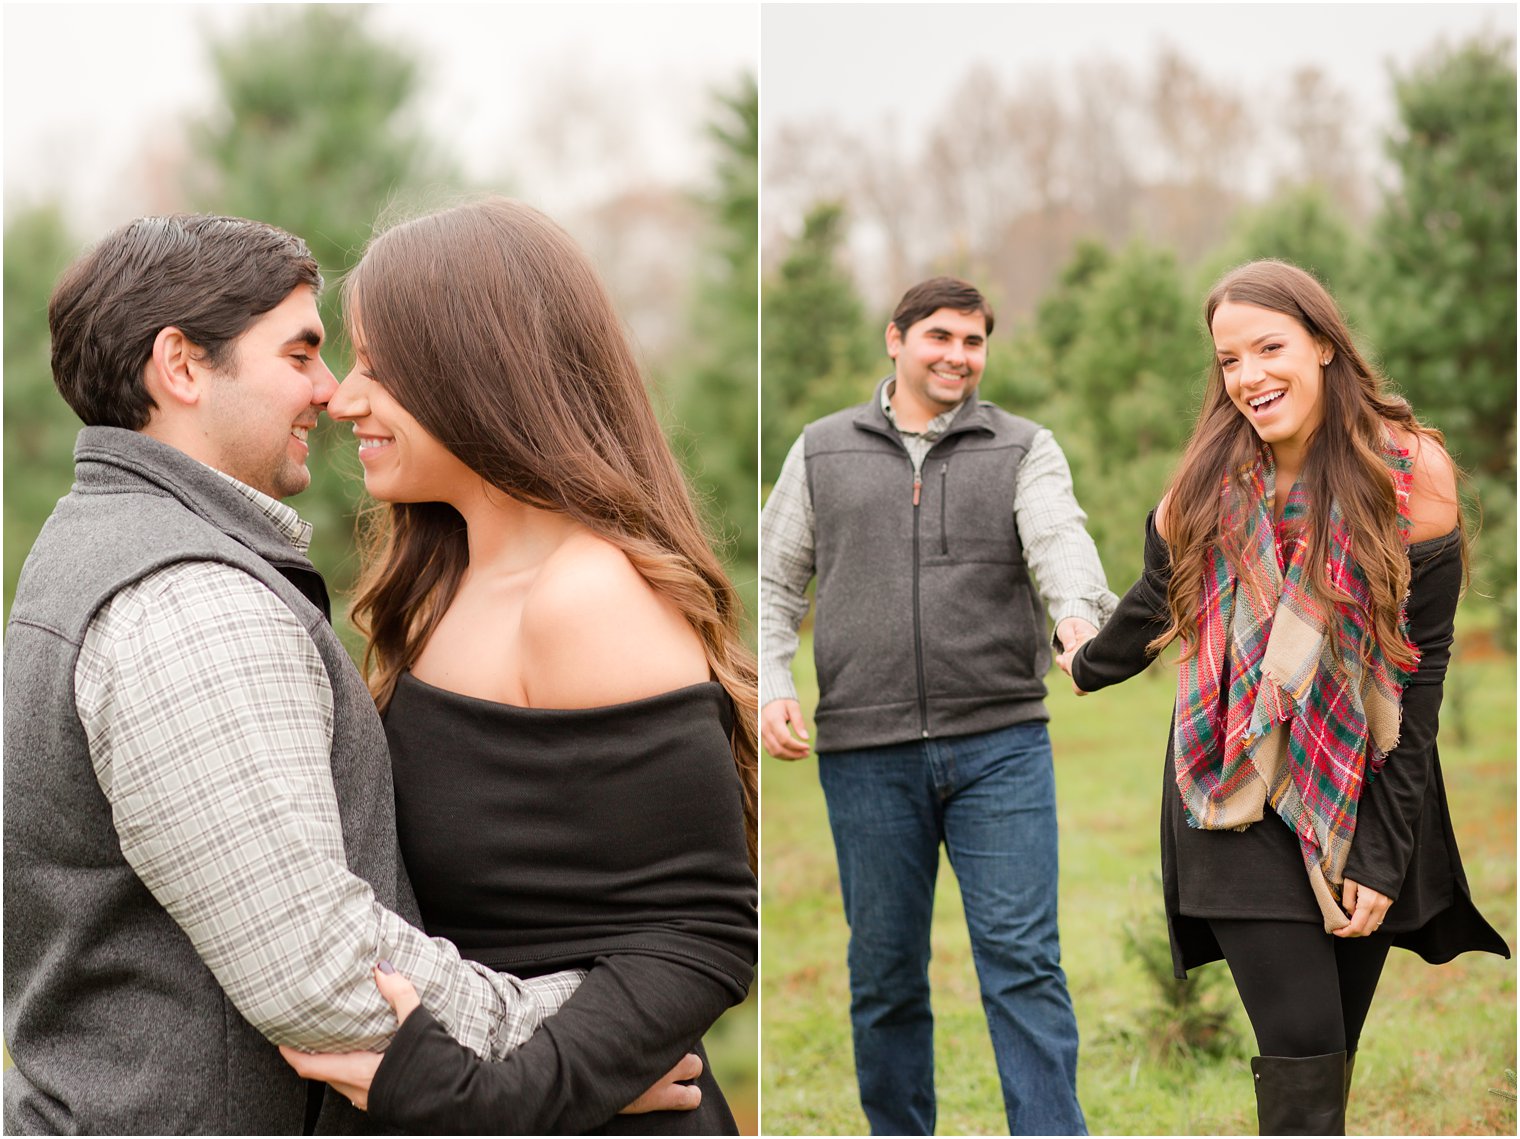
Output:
(882, 378), (963, 441)
(210, 469), (314, 555)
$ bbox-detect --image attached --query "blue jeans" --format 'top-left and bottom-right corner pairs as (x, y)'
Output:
(818, 722), (1087, 1136)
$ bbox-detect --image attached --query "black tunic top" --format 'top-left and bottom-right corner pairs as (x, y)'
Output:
(1072, 514), (1509, 978)
(367, 676), (757, 1135)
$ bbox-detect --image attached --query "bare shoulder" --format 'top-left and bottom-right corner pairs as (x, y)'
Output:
(1393, 427), (1459, 543)
(1154, 492), (1172, 541)
(518, 530), (710, 708)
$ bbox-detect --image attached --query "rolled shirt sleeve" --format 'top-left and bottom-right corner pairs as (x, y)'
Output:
(762, 426), (1116, 700)
(1015, 429), (1117, 631)
(75, 561), (582, 1058)
(759, 434), (817, 706)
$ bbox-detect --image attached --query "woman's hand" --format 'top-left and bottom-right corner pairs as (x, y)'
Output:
(278, 962), (420, 1111)
(1334, 878), (1393, 938)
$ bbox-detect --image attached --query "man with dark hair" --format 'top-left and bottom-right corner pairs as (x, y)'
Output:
(3, 215), (687, 1133)
(761, 275), (1113, 1135)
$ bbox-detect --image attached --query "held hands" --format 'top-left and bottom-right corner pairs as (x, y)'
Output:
(279, 961), (703, 1115)
(761, 698), (812, 760)
(1054, 617), (1097, 696)
(1333, 877), (1393, 938)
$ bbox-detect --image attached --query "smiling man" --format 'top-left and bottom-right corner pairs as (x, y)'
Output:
(760, 276), (1115, 1136)
(1, 214), (689, 1134)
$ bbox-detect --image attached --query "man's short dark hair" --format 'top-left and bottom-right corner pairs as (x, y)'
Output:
(890, 276), (995, 339)
(48, 215), (323, 429)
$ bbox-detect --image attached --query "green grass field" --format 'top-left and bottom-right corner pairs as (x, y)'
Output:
(708, 989), (758, 1133)
(761, 633), (1516, 1135)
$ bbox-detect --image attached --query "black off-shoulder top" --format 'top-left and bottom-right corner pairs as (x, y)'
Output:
(368, 676), (756, 1135)
(1072, 515), (1509, 978)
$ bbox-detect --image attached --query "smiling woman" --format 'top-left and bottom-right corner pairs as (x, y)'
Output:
(279, 196), (759, 1135)
(1211, 300), (1330, 492)
(328, 327), (480, 507)
(1061, 258), (1510, 1136)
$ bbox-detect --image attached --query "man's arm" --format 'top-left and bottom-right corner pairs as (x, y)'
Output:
(1014, 429), (1117, 648)
(75, 562), (580, 1058)
(759, 436), (817, 757)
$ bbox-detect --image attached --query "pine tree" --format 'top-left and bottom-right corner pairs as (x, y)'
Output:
(760, 200), (877, 483)
(185, 6), (458, 598)
(1368, 37), (1516, 639)
(662, 75), (761, 622)
(3, 206), (83, 615)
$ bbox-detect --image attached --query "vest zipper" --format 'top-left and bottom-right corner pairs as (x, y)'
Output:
(911, 464), (929, 738)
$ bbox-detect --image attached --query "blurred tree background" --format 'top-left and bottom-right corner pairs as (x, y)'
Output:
(663, 74), (760, 616)
(3, 5), (759, 1128)
(4, 5), (759, 636)
(761, 29), (1515, 1137)
(762, 36), (1517, 640)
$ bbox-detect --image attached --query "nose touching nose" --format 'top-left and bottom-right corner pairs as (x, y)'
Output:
(326, 367), (370, 418)
(313, 359), (339, 405)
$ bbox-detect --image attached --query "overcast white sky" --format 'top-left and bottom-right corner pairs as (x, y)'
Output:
(762, 3), (1516, 136)
(3, 3), (759, 230)
(4, 3), (1514, 232)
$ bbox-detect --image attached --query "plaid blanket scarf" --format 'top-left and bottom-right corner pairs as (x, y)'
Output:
(1172, 435), (1417, 931)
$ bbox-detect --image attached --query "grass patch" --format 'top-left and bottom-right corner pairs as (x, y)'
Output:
(760, 633), (1515, 1135)
(707, 989), (758, 1134)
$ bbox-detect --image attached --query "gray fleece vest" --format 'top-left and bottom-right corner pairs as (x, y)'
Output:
(4, 428), (408, 1135)
(803, 383), (1050, 751)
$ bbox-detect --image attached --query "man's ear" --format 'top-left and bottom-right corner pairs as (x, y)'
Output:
(145, 326), (208, 410)
(885, 321), (902, 360)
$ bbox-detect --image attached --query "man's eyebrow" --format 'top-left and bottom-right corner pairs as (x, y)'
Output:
(924, 325), (982, 341)
(280, 328), (323, 349)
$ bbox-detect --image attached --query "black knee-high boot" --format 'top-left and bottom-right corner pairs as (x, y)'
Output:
(1343, 1050), (1356, 1112)
(1250, 1052), (1348, 1135)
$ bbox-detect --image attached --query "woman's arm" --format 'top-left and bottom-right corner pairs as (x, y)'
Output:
(344, 527), (754, 1131)
(1339, 540), (1459, 899)
(1397, 429), (1461, 544)
(1341, 439), (1463, 898)
(1066, 509), (1174, 694)
(367, 954), (742, 1134)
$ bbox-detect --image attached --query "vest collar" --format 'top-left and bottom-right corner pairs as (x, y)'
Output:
(71, 427), (320, 577)
(853, 374), (995, 444)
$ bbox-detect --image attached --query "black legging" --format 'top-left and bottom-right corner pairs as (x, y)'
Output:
(1208, 917), (1394, 1057)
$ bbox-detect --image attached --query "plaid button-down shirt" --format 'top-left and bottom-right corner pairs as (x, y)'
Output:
(760, 382), (1117, 705)
(74, 471), (583, 1058)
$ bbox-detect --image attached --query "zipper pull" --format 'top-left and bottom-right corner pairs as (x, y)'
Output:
(913, 473), (922, 506)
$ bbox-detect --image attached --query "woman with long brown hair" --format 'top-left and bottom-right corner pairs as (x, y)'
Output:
(283, 197), (756, 1133)
(1058, 259), (1507, 1134)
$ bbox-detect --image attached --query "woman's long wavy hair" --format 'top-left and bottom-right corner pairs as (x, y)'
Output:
(343, 197), (758, 867)
(1154, 259), (1460, 667)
